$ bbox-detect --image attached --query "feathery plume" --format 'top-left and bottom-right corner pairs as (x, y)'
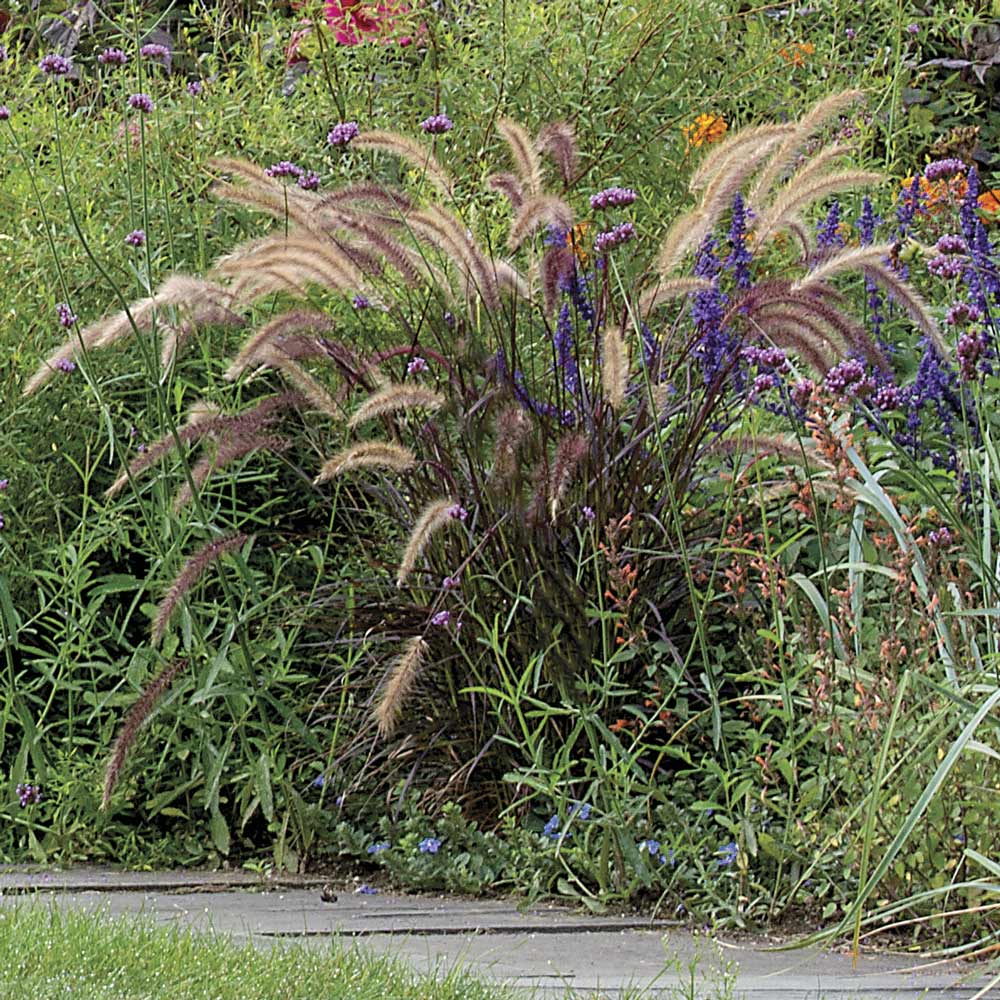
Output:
(102, 658), (190, 809)
(318, 183), (413, 213)
(498, 119), (543, 197)
(536, 121), (578, 184)
(749, 89), (864, 205)
(862, 261), (949, 358)
(507, 194), (574, 251)
(602, 326), (628, 409)
(314, 441), (416, 482)
(152, 533), (249, 645)
(793, 244), (896, 290)
(24, 276), (237, 396)
(548, 432), (588, 521)
(396, 498), (459, 588)
(492, 405), (531, 484)
(374, 637), (428, 739)
(494, 259), (532, 301)
(257, 346), (340, 416)
(638, 277), (714, 318)
(172, 434), (288, 510)
(709, 434), (836, 472)
(225, 310), (334, 381)
(754, 170), (883, 244)
(349, 383), (445, 429)
(688, 123), (795, 193)
(353, 130), (453, 196)
(488, 172), (525, 210)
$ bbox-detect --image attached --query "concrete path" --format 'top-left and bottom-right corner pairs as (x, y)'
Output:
(1, 866), (997, 999)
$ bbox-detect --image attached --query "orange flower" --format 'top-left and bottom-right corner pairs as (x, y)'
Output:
(566, 221), (591, 264)
(899, 174), (969, 213)
(979, 190), (1000, 223)
(779, 41), (815, 67)
(682, 113), (728, 149)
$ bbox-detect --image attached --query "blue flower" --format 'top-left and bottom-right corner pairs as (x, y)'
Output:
(355, 883), (378, 895)
(418, 837), (441, 854)
(569, 801), (591, 821)
(542, 815), (560, 838)
(716, 842), (738, 867)
(638, 838), (661, 855)
(366, 842), (390, 855)
(310, 774), (326, 789)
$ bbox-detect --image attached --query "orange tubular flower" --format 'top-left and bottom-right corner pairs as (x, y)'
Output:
(779, 41), (815, 67)
(682, 113), (728, 149)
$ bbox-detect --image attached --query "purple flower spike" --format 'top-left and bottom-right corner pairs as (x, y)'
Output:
(128, 93), (154, 113)
(328, 121), (360, 147)
(125, 229), (146, 248)
(420, 113), (453, 134)
(98, 48), (129, 67)
(39, 54), (72, 76)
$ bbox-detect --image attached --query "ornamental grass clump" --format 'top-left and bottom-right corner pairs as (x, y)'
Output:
(26, 93), (943, 812)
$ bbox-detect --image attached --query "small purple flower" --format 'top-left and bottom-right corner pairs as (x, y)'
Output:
(589, 186), (637, 210)
(128, 93), (154, 113)
(0, 44), (6, 62)
(442, 575), (459, 589)
(594, 222), (636, 253)
(448, 504), (468, 521)
(716, 841), (738, 867)
(845, 27), (856, 40)
(0, 479), (9, 491)
(0, 106), (9, 122)
(0, 513), (5, 530)
(297, 170), (321, 191)
(928, 526), (953, 546)
(927, 255), (964, 280)
(542, 815), (560, 838)
(406, 356), (428, 375)
(39, 54), (72, 76)
(125, 229), (146, 248)
(186, 80), (204, 97)
(56, 303), (77, 328)
(139, 43), (170, 62)
(945, 302), (981, 326)
(355, 883), (378, 894)
(957, 331), (985, 381)
(311, 774), (326, 788)
(55, 358), (76, 374)
(419, 113), (453, 134)
(790, 377), (814, 404)
(824, 358), (868, 396)
(418, 837), (441, 854)
(328, 121), (360, 147)
(352, 294), (370, 309)
(924, 158), (966, 182)
(581, 505), (595, 522)
(366, 842), (391, 855)
(935, 234), (967, 255)
(906, 22), (919, 35)
(265, 160), (302, 179)
(569, 802), (591, 820)
(638, 838), (661, 855)
(16, 783), (41, 807)
(431, 610), (451, 626)
(98, 47), (129, 67)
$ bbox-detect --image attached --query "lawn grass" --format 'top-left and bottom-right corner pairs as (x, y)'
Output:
(0, 903), (528, 1000)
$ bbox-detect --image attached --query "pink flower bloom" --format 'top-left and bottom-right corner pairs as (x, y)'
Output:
(323, 0), (422, 46)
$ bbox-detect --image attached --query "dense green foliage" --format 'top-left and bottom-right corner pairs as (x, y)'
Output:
(4, 0), (1000, 956)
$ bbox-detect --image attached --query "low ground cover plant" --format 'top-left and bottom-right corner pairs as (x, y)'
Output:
(5, 0), (1000, 953)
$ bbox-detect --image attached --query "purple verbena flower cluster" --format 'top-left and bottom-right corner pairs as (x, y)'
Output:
(125, 229), (146, 247)
(98, 47), (128, 66)
(594, 222), (635, 253)
(39, 54), (72, 76)
(419, 113), (453, 134)
(328, 121), (360, 146)
(56, 303), (77, 328)
(589, 186), (637, 210)
(924, 158), (966, 182)
(16, 784), (41, 807)
(406, 356), (427, 375)
(128, 93), (154, 113)
(139, 43), (170, 62)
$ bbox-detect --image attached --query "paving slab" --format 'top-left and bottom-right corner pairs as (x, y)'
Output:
(1, 868), (997, 999)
